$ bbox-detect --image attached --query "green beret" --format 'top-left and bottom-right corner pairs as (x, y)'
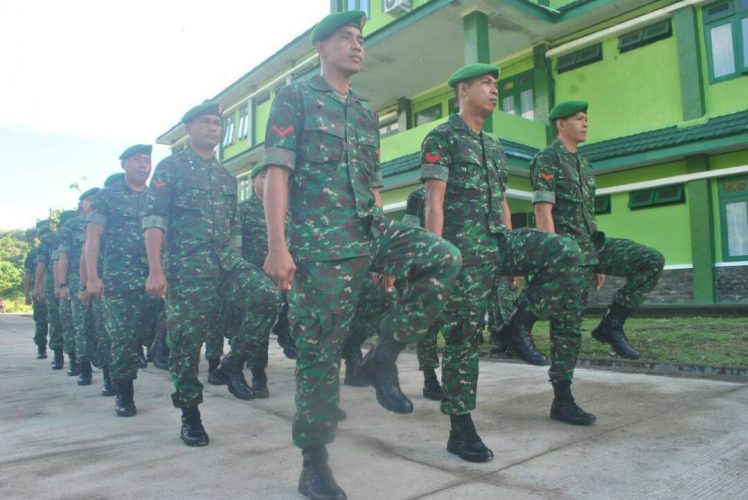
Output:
(549, 101), (588, 121)
(119, 144), (152, 161)
(448, 63), (500, 87)
(311, 10), (366, 44)
(35, 219), (52, 234)
(181, 101), (223, 124)
(79, 187), (100, 201)
(104, 173), (125, 187)
(250, 164), (266, 180)
(59, 210), (78, 225)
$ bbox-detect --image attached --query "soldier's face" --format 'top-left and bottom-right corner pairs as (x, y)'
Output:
(461, 75), (498, 116)
(187, 115), (222, 150)
(253, 170), (266, 201)
(559, 112), (588, 143)
(122, 153), (152, 186)
(318, 26), (364, 75)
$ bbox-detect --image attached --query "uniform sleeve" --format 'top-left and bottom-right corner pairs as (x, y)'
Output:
(260, 86), (304, 172)
(419, 130), (451, 182)
(86, 189), (108, 228)
(36, 238), (49, 263)
(57, 222), (72, 255)
(142, 159), (173, 232)
(371, 113), (383, 189)
(529, 151), (558, 205)
(228, 184), (242, 249)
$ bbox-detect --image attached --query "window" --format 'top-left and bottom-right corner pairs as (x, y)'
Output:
(499, 71), (534, 120)
(448, 97), (459, 114)
(594, 195), (611, 215)
(237, 104), (251, 140)
(379, 119), (399, 138)
(238, 176), (252, 202)
(719, 176), (748, 260)
(703, 0), (748, 82)
(556, 43), (602, 73)
(414, 103), (442, 126)
(628, 185), (685, 209)
(343, 0), (369, 17)
(222, 114), (236, 148)
(619, 20), (672, 53)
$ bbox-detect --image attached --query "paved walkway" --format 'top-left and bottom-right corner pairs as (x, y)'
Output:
(1, 313), (746, 499)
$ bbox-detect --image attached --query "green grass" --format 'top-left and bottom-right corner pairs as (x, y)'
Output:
(0, 296), (31, 313)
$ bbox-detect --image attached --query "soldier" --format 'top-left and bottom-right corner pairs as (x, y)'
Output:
(24, 222), (49, 359)
(34, 217), (65, 369)
(86, 145), (161, 416)
(58, 189), (99, 386)
(530, 101), (664, 425)
(487, 277), (518, 355)
(261, 11), (461, 498)
(421, 64), (584, 462)
(143, 103), (278, 447)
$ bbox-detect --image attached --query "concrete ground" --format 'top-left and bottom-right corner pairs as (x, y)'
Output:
(1, 313), (746, 500)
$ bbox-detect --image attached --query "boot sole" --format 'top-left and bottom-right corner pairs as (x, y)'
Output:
(116, 410), (137, 417)
(446, 442), (494, 463)
(422, 389), (444, 401)
(181, 434), (209, 447)
(77, 379), (92, 386)
(591, 330), (641, 360)
(550, 411), (596, 426)
(359, 365), (414, 414)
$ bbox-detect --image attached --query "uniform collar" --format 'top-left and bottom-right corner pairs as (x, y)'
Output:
(449, 113), (485, 137)
(553, 138), (579, 156)
(185, 145), (218, 163)
(309, 75), (366, 102)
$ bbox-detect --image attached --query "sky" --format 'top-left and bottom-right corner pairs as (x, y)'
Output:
(0, 0), (329, 231)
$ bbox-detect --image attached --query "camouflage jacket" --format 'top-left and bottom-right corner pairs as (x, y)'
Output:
(402, 186), (425, 228)
(143, 146), (243, 280)
(89, 180), (150, 292)
(260, 75), (383, 262)
(24, 249), (37, 287)
(420, 113), (509, 265)
(529, 139), (599, 265)
(35, 231), (59, 286)
(57, 215), (86, 279)
(239, 195), (267, 268)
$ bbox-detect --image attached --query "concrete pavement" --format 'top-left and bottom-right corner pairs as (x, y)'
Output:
(1, 313), (746, 499)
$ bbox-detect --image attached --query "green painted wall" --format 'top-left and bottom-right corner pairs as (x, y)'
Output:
(554, 34), (682, 144)
(381, 116), (446, 162)
(595, 161), (689, 188)
(363, 0), (432, 35)
(709, 149), (748, 262)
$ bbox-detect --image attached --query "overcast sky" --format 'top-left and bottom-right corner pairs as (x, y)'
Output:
(0, 0), (328, 231)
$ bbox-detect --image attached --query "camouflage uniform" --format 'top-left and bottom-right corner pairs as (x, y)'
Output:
(24, 249), (48, 350)
(487, 277), (518, 348)
(421, 114), (583, 415)
(58, 216), (89, 360)
(143, 146), (278, 408)
(261, 75), (461, 449)
(88, 180), (163, 383)
(36, 232), (62, 352)
(530, 139), (664, 381)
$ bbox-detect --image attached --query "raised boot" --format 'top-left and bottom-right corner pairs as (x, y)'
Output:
(298, 446), (347, 500)
(114, 379), (137, 417)
(342, 339), (367, 387)
(591, 304), (640, 360)
(216, 352), (255, 400)
(137, 344), (147, 368)
(251, 367), (269, 398)
(357, 336), (413, 414)
(180, 406), (209, 447)
(37, 341), (47, 359)
(446, 413), (494, 463)
(66, 352), (79, 376)
(206, 358), (225, 385)
(503, 306), (548, 366)
(51, 348), (64, 370)
(77, 359), (93, 386)
(550, 380), (596, 426)
(150, 330), (169, 370)
(422, 369), (444, 401)
(101, 365), (116, 396)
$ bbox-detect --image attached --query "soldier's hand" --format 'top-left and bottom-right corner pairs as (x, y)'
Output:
(593, 273), (605, 290)
(34, 288), (45, 303)
(145, 271), (168, 298)
(58, 287), (70, 300)
(87, 277), (105, 298)
(264, 248), (296, 291)
(77, 289), (90, 305)
(507, 276), (521, 290)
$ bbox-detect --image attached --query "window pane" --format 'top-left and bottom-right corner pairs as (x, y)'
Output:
(726, 200), (748, 256)
(743, 18), (748, 67)
(415, 105), (442, 125)
(710, 23), (736, 78)
(502, 96), (515, 115)
(520, 89), (534, 120)
(741, 0), (748, 10)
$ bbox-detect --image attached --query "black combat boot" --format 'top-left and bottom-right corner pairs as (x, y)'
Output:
(447, 413), (494, 463)
(251, 367), (270, 398)
(550, 380), (596, 426)
(206, 358), (225, 385)
(216, 352), (254, 400)
(51, 348), (64, 370)
(342, 339), (367, 387)
(180, 406), (209, 447)
(591, 304), (640, 360)
(114, 379), (137, 417)
(422, 369), (444, 401)
(502, 306), (548, 366)
(37, 341), (47, 359)
(101, 365), (116, 396)
(137, 344), (147, 368)
(335, 407), (347, 421)
(357, 336), (413, 414)
(298, 446), (347, 500)
(150, 332), (169, 370)
(77, 359), (93, 386)
(66, 352), (79, 376)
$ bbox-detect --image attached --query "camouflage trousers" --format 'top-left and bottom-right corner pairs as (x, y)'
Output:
(44, 280), (62, 351)
(441, 229), (582, 415)
(70, 277), (95, 363)
(137, 296), (164, 353)
(104, 290), (162, 382)
(487, 277), (519, 340)
(59, 298), (75, 354)
(416, 321), (441, 372)
(166, 265), (277, 408)
(548, 237), (664, 382)
(290, 216), (461, 449)
(344, 275), (399, 364)
(90, 297), (109, 369)
(32, 299), (48, 348)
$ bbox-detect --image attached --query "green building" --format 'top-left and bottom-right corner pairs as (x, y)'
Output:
(157, 0), (748, 305)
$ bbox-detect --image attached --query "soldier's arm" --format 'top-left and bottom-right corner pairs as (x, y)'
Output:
(23, 269), (32, 304)
(534, 203), (555, 233)
(34, 260), (45, 302)
(84, 223), (105, 296)
(424, 180), (446, 237)
(57, 251), (70, 299)
(52, 257), (61, 297)
(143, 161), (172, 298)
(530, 151), (558, 234)
(420, 130), (450, 237)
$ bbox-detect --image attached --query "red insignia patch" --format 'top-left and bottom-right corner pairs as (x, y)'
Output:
(272, 126), (294, 137)
(152, 180), (167, 188)
(540, 173), (554, 181)
(425, 152), (441, 164)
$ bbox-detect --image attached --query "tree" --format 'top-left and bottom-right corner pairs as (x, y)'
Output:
(0, 231), (30, 299)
